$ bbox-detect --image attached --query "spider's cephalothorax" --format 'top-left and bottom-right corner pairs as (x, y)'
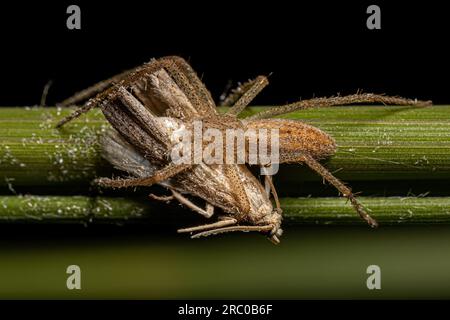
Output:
(56, 56), (431, 242)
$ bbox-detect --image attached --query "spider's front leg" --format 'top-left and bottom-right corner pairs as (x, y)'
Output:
(55, 59), (166, 128)
(56, 55), (214, 127)
(223, 76), (269, 117)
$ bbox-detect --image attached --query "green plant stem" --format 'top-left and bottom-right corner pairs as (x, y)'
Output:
(1, 195), (449, 225)
(0, 106), (449, 223)
(1, 106), (449, 191)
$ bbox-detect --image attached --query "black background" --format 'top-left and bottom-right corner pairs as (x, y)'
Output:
(0, 1), (447, 106)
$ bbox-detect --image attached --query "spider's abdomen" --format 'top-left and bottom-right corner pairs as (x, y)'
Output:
(245, 118), (336, 162)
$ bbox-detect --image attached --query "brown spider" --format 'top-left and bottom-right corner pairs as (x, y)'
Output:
(56, 56), (431, 243)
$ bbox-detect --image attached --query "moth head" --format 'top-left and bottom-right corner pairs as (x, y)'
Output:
(257, 208), (283, 244)
(268, 227), (284, 245)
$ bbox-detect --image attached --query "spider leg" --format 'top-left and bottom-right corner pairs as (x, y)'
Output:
(95, 163), (192, 189)
(171, 190), (215, 218)
(287, 153), (378, 228)
(55, 102), (97, 128)
(56, 55), (214, 127)
(247, 93), (432, 120)
(58, 56), (204, 107)
(221, 76), (268, 107)
(160, 56), (215, 109)
(178, 218), (237, 233)
(55, 58), (166, 128)
(58, 68), (135, 107)
(161, 60), (215, 116)
(225, 76), (269, 117)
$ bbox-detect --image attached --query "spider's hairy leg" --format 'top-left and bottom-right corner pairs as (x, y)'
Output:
(58, 67), (135, 108)
(171, 190), (215, 218)
(55, 102), (96, 128)
(56, 55), (214, 128)
(160, 56), (215, 109)
(227, 76), (269, 117)
(221, 76), (268, 107)
(57, 56), (193, 107)
(161, 60), (215, 117)
(286, 153), (378, 228)
(55, 58), (166, 128)
(95, 163), (192, 189)
(247, 93), (433, 120)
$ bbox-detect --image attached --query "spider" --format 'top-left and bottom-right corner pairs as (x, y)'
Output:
(56, 56), (431, 242)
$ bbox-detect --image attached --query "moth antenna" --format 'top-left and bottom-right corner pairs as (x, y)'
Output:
(40, 80), (53, 106)
(268, 234), (280, 245)
(177, 218), (237, 233)
(191, 225), (273, 239)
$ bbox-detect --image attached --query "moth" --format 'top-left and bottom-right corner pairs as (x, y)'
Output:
(56, 56), (431, 243)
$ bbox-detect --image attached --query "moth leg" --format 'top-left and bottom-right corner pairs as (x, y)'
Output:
(223, 76), (269, 117)
(247, 93), (432, 120)
(264, 174), (282, 214)
(149, 193), (174, 202)
(288, 153), (378, 228)
(178, 218), (238, 233)
(171, 190), (214, 218)
(95, 163), (192, 189)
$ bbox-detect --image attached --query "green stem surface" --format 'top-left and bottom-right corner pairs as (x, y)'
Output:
(1, 195), (449, 225)
(0, 106), (449, 223)
(1, 106), (449, 190)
